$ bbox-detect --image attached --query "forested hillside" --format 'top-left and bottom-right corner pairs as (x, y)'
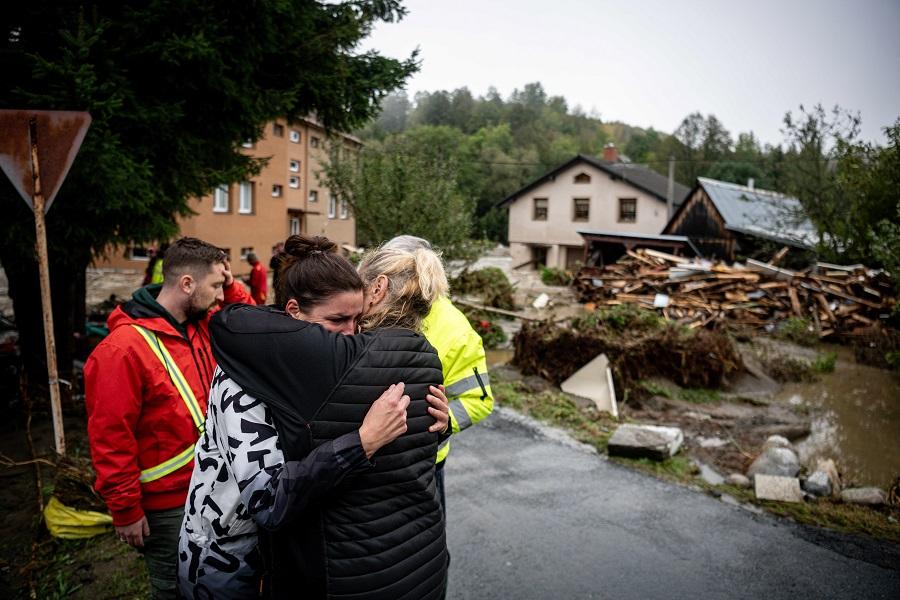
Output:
(330, 82), (897, 273)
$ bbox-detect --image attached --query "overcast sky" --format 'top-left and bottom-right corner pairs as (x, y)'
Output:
(363, 0), (900, 146)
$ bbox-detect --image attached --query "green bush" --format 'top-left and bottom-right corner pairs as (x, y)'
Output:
(471, 317), (507, 349)
(777, 317), (818, 346)
(812, 351), (837, 373)
(450, 267), (515, 310)
(572, 304), (664, 334)
(540, 266), (572, 286)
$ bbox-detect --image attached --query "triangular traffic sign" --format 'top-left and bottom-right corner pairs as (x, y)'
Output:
(0, 110), (91, 214)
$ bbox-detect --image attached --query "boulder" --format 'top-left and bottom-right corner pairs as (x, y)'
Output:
(763, 435), (793, 450)
(802, 471), (832, 497)
(747, 446), (800, 479)
(726, 473), (752, 489)
(841, 487), (885, 506)
(607, 424), (684, 461)
(754, 474), (804, 503)
(816, 459), (841, 493)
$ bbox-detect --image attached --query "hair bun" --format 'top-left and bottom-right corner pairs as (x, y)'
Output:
(283, 234), (337, 259)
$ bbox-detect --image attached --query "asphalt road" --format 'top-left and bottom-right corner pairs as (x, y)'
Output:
(444, 408), (900, 600)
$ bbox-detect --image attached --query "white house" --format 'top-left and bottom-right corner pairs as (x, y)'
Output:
(500, 146), (690, 270)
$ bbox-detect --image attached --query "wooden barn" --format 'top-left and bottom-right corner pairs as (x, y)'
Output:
(663, 177), (816, 262)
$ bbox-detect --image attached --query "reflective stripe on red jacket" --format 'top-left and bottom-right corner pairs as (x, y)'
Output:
(85, 282), (254, 526)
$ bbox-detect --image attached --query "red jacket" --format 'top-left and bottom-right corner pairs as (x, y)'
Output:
(85, 282), (254, 526)
(248, 262), (268, 305)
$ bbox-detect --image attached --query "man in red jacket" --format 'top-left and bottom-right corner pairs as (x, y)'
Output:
(85, 237), (254, 599)
(245, 251), (268, 304)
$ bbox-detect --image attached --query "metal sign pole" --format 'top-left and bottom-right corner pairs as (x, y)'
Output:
(29, 117), (66, 456)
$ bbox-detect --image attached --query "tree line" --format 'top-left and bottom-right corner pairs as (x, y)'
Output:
(327, 84), (898, 276)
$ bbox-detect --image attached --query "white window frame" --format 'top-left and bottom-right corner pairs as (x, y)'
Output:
(272, 184), (283, 198)
(308, 190), (318, 203)
(289, 130), (301, 143)
(289, 159), (300, 172)
(214, 185), (229, 213)
(127, 246), (151, 261)
(328, 194), (337, 218)
(289, 217), (301, 236)
(310, 136), (320, 148)
(241, 139), (253, 148)
(289, 176), (300, 189)
(240, 246), (254, 261)
(239, 181), (253, 214)
(339, 197), (349, 219)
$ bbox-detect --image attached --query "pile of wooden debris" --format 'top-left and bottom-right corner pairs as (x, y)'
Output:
(574, 248), (896, 337)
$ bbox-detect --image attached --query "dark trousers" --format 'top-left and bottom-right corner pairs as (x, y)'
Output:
(141, 506), (184, 600)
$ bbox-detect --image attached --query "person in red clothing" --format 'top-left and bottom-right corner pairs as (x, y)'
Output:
(245, 251), (268, 304)
(85, 237), (254, 599)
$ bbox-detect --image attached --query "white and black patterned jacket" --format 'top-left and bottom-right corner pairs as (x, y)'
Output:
(177, 367), (370, 599)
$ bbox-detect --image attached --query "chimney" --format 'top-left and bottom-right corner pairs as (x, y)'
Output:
(602, 142), (619, 163)
(747, 177), (755, 190)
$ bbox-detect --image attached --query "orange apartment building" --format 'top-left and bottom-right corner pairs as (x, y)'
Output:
(96, 117), (359, 276)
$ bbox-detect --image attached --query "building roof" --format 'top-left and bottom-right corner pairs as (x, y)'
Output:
(695, 177), (816, 247)
(577, 229), (702, 256)
(498, 154), (691, 207)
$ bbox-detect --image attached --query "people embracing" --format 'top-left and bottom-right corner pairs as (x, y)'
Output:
(178, 234), (452, 599)
(85, 237), (255, 599)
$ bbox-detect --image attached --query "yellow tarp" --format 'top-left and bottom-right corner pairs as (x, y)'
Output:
(43, 496), (113, 539)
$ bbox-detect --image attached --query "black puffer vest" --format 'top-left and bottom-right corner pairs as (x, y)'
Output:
(210, 305), (448, 600)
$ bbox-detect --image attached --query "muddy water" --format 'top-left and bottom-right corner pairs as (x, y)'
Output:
(777, 347), (900, 488)
(486, 349), (514, 368)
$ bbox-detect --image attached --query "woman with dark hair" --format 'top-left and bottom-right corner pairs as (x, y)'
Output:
(204, 235), (452, 599)
(177, 235), (449, 599)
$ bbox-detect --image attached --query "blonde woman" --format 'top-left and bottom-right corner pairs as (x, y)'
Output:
(206, 239), (451, 599)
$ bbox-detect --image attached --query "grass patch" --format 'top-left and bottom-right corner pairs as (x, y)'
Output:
(33, 534), (149, 600)
(636, 379), (673, 398)
(610, 455), (698, 482)
(493, 380), (617, 452)
(539, 266), (573, 286)
(812, 351), (837, 373)
(719, 485), (900, 543)
(678, 388), (721, 404)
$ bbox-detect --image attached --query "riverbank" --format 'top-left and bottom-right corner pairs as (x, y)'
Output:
(489, 358), (900, 543)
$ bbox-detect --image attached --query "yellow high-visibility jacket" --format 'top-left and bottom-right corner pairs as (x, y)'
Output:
(421, 296), (494, 464)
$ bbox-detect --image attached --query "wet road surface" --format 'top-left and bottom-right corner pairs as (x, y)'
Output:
(444, 408), (900, 600)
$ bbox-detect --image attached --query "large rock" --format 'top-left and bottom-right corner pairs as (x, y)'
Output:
(841, 487), (885, 506)
(607, 424), (683, 461)
(726, 473), (752, 489)
(754, 474), (804, 503)
(802, 459), (841, 498)
(802, 471), (833, 497)
(763, 435), (793, 450)
(747, 445), (800, 479)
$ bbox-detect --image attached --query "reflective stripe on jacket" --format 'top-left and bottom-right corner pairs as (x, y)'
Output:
(85, 282), (254, 526)
(421, 296), (494, 464)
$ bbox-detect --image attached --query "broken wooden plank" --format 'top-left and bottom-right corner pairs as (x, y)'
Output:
(788, 286), (803, 317)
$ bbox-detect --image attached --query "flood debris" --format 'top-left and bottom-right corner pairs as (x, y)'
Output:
(559, 353), (618, 418)
(513, 309), (742, 390)
(573, 248), (896, 338)
(754, 474), (804, 503)
(607, 424), (684, 461)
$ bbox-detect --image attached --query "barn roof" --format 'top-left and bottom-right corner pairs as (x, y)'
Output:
(695, 177), (817, 248)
